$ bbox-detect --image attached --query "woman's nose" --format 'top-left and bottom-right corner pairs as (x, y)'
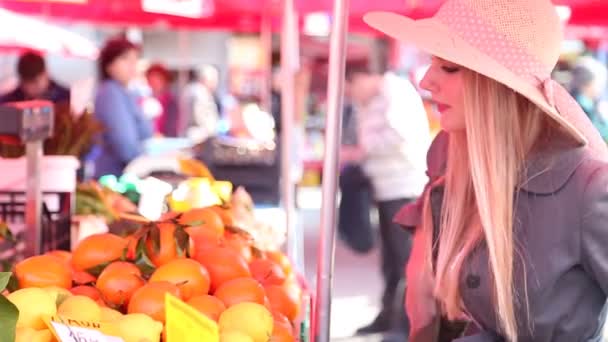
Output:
(419, 70), (437, 93)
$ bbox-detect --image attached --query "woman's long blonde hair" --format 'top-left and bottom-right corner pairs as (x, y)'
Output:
(428, 70), (558, 342)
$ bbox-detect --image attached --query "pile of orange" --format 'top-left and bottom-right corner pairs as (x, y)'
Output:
(10, 205), (303, 341)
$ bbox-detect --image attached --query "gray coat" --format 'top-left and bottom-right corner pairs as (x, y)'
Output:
(395, 131), (608, 341)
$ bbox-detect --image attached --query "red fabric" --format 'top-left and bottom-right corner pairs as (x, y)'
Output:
(0, 0), (606, 32)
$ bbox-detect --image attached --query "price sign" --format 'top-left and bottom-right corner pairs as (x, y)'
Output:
(44, 316), (125, 342)
(165, 293), (219, 342)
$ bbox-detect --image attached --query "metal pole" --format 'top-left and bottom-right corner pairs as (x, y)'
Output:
(314, 0), (349, 340)
(280, 0), (300, 270)
(25, 140), (43, 256)
(260, 13), (273, 113)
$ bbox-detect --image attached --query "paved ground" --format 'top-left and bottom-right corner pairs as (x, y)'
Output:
(296, 187), (398, 341)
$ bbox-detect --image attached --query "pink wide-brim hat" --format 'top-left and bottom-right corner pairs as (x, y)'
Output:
(364, 0), (608, 153)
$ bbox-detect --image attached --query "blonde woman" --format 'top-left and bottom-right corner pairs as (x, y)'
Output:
(363, 0), (608, 341)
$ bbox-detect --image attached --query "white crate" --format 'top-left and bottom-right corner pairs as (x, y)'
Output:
(0, 156), (80, 193)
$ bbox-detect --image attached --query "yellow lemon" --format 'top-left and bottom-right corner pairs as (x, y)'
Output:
(221, 331), (255, 342)
(43, 286), (72, 307)
(57, 295), (101, 322)
(7, 288), (56, 330)
(113, 313), (164, 342)
(100, 307), (123, 323)
(218, 302), (273, 342)
(15, 327), (54, 342)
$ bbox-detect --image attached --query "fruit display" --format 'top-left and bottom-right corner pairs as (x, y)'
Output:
(76, 181), (137, 223)
(0, 205), (306, 342)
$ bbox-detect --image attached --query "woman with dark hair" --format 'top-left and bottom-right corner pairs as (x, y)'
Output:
(146, 63), (179, 137)
(93, 37), (153, 178)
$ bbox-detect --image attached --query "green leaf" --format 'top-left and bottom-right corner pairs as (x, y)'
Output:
(186, 220), (205, 227)
(0, 295), (18, 342)
(174, 227), (190, 258)
(86, 261), (112, 277)
(149, 225), (161, 255)
(135, 238), (156, 278)
(0, 272), (10, 291)
(6, 274), (18, 293)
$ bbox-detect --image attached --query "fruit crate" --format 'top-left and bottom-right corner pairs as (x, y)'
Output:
(0, 191), (72, 265)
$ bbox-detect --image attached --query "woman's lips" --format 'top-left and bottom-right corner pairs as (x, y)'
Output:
(436, 102), (451, 113)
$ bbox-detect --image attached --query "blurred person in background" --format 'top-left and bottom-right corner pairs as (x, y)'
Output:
(345, 60), (432, 338)
(93, 37), (153, 178)
(181, 69), (220, 143)
(201, 64), (223, 116)
(570, 56), (608, 141)
(0, 51), (70, 104)
(146, 63), (179, 137)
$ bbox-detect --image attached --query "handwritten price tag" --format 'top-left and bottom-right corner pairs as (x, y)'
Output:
(165, 293), (219, 342)
(44, 316), (125, 342)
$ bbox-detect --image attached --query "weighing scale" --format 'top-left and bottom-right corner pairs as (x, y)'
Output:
(0, 100), (54, 257)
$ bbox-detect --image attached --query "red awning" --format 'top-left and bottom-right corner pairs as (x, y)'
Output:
(0, 0), (606, 32)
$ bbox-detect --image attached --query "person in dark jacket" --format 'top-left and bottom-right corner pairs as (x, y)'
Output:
(0, 51), (70, 104)
(93, 38), (153, 178)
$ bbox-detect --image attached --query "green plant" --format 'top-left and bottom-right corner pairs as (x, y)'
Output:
(0, 272), (18, 342)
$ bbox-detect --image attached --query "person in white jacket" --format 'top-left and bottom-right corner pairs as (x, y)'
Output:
(344, 60), (432, 338)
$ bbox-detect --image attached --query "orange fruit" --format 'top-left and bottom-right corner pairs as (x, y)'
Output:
(46, 250), (72, 264)
(179, 207), (224, 239)
(271, 311), (296, 342)
(15, 255), (72, 289)
(224, 233), (253, 263)
(128, 281), (181, 323)
(149, 259), (210, 301)
(72, 234), (127, 271)
(266, 251), (293, 277)
(249, 258), (287, 286)
(214, 277), (266, 308)
(195, 246), (251, 292)
(265, 284), (301, 322)
(146, 222), (184, 267)
(187, 295), (226, 322)
(210, 206), (235, 227)
(70, 285), (101, 301)
(72, 268), (96, 285)
(96, 262), (145, 307)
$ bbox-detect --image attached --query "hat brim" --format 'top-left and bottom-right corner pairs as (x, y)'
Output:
(363, 11), (588, 146)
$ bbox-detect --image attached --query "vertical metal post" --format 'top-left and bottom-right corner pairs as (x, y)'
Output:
(260, 13), (273, 113)
(25, 140), (43, 256)
(281, 0), (301, 271)
(314, 0), (349, 340)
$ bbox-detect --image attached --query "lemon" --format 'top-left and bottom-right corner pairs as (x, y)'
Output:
(43, 286), (72, 306)
(218, 302), (273, 342)
(57, 295), (101, 322)
(100, 307), (123, 323)
(221, 331), (255, 342)
(7, 288), (56, 330)
(15, 327), (53, 342)
(113, 313), (164, 342)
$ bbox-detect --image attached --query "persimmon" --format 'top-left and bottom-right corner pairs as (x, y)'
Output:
(96, 261), (145, 307)
(187, 295), (226, 321)
(149, 259), (211, 300)
(146, 222), (184, 267)
(195, 246), (251, 292)
(265, 284), (301, 322)
(249, 258), (286, 286)
(15, 255), (72, 289)
(266, 251), (292, 277)
(70, 285), (101, 301)
(214, 277), (266, 308)
(224, 232), (253, 263)
(72, 234), (127, 271)
(209, 205), (235, 227)
(179, 207), (224, 240)
(128, 281), (181, 323)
